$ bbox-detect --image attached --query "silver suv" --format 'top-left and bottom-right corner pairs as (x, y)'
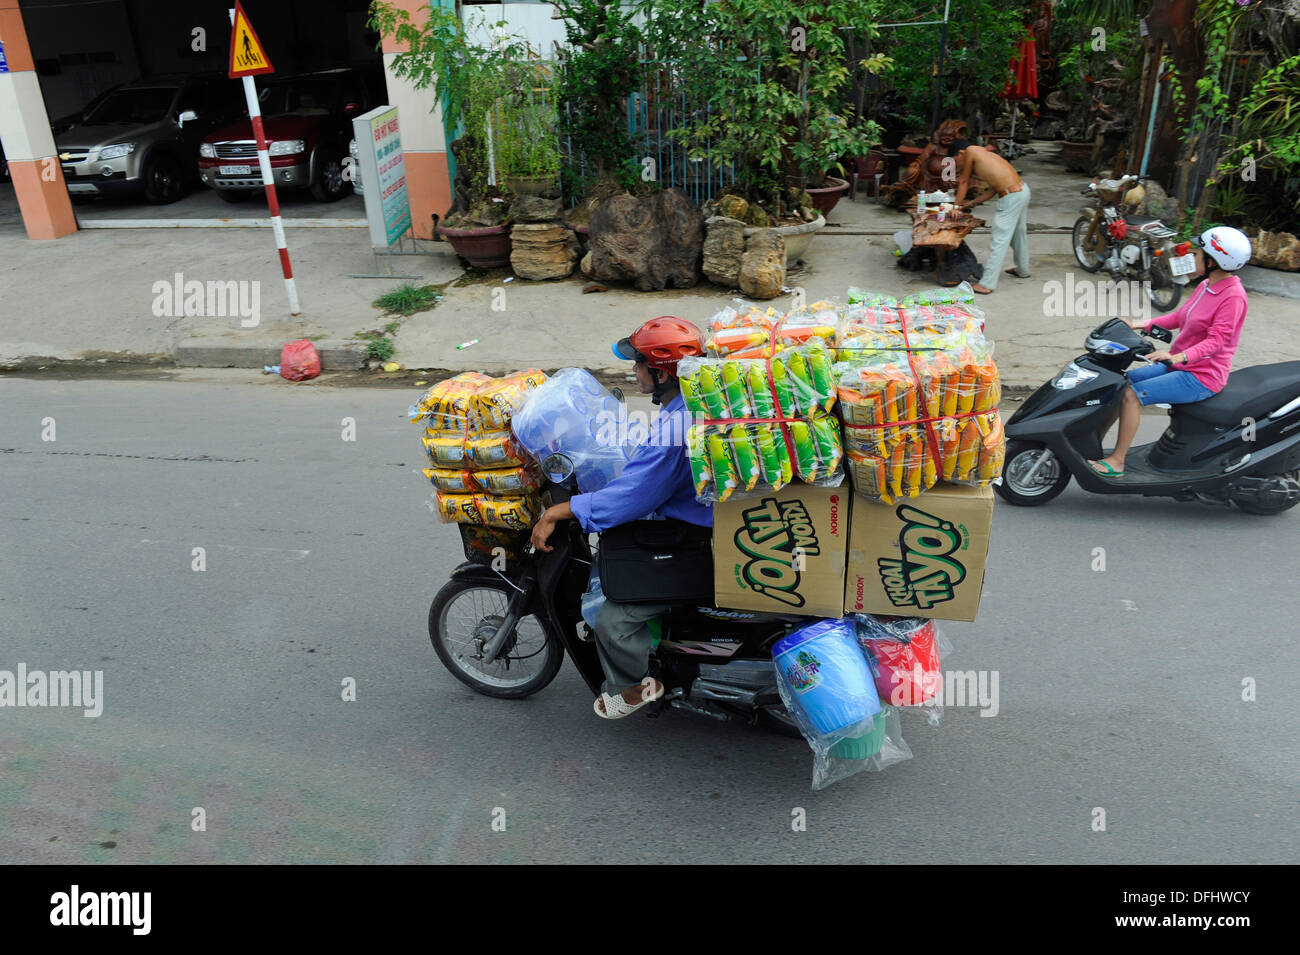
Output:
(55, 74), (242, 204)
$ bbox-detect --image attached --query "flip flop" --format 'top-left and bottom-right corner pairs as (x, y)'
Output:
(1089, 460), (1124, 478)
(593, 679), (665, 720)
(972, 284), (993, 295)
(1004, 268), (1029, 278)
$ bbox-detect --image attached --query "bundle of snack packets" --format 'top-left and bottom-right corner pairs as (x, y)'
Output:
(679, 336), (843, 503)
(703, 299), (837, 359)
(408, 370), (548, 530)
(832, 293), (1003, 503)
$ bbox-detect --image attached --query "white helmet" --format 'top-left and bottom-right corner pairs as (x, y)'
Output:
(1197, 226), (1251, 271)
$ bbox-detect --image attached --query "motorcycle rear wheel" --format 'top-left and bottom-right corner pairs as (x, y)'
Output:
(1072, 216), (1105, 273)
(429, 579), (564, 699)
(1144, 257), (1183, 312)
(1234, 471), (1300, 516)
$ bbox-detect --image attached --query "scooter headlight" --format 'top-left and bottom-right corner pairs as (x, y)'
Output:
(1052, 362), (1100, 390)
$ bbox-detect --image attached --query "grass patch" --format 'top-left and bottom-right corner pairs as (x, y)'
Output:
(373, 282), (445, 317)
(364, 337), (395, 363)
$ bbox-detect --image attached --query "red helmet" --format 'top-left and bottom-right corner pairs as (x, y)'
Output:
(612, 317), (704, 377)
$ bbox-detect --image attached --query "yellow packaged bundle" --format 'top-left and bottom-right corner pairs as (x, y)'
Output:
(434, 491), (484, 525)
(423, 433), (471, 468)
(423, 467), (479, 493)
(475, 495), (542, 531)
(469, 369), (547, 432)
(410, 372), (492, 428)
(465, 430), (528, 469)
(472, 465), (540, 496)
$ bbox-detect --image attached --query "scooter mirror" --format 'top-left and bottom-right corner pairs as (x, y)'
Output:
(609, 387), (625, 404)
(1147, 324), (1174, 344)
(541, 452), (575, 483)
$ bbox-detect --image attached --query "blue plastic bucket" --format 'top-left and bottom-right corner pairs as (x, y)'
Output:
(773, 619), (881, 736)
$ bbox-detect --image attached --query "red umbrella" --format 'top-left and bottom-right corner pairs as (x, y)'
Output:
(1003, 34), (1039, 140)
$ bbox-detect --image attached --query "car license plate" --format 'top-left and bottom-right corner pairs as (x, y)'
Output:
(219, 164), (253, 176)
(1170, 253), (1197, 276)
(66, 182), (98, 194)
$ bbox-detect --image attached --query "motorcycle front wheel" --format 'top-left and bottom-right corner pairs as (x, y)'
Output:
(996, 441), (1072, 506)
(1072, 216), (1106, 273)
(429, 579), (564, 699)
(1144, 257), (1183, 312)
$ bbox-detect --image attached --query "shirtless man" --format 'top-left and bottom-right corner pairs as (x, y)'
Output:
(952, 140), (1031, 294)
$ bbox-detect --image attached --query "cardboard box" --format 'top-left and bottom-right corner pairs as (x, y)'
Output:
(844, 484), (993, 622)
(712, 485), (850, 619)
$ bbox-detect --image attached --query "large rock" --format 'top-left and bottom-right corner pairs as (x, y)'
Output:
(1249, 230), (1300, 271)
(702, 215), (747, 287)
(738, 229), (785, 300)
(718, 194), (749, 221)
(512, 195), (564, 223)
(1140, 180), (1179, 223)
(584, 188), (702, 291)
(510, 223), (579, 280)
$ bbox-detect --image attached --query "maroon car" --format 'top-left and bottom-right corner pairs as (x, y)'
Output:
(198, 68), (370, 202)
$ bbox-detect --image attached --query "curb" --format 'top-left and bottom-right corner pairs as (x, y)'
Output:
(173, 339), (367, 370)
(1238, 264), (1300, 300)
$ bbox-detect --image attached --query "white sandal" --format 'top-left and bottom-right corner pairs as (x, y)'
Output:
(593, 679), (664, 720)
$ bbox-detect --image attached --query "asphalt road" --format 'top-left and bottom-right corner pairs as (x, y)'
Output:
(1, 373), (1296, 864)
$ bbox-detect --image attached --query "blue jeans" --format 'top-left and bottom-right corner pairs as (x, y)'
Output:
(1127, 363), (1215, 406)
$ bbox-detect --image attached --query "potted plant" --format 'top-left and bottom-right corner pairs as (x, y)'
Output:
(493, 67), (562, 197)
(645, 0), (888, 263)
(369, 3), (531, 268)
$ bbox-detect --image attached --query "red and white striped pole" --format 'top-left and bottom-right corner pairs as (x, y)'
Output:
(229, 8), (300, 315)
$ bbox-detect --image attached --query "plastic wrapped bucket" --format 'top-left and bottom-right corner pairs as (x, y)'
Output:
(774, 619), (881, 737)
(829, 711), (887, 760)
(858, 617), (942, 706)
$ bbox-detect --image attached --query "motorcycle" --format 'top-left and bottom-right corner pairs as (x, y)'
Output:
(1072, 174), (1194, 312)
(996, 318), (1300, 514)
(427, 454), (808, 735)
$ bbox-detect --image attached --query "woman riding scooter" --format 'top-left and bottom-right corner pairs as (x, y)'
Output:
(529, 317), (710, 720)
(1090, 226), (1253, 479)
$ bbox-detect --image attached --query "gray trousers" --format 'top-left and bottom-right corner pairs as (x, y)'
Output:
(980, 184), (1031, 290)
(593, 598), (671, 695)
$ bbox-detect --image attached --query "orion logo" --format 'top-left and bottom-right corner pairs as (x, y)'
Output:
(877, 505), (967, 610)
(733, 497), (820, 608)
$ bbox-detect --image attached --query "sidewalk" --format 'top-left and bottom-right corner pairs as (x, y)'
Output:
(2, 142), (1296, 387)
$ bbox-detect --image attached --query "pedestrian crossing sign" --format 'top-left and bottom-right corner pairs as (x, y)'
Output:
(229, 1), (274, 78)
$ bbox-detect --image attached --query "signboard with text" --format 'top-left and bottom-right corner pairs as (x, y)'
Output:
(353, 105), (413, 248)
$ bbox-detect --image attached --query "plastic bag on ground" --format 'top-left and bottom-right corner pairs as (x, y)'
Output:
(279, 339), (321, 381)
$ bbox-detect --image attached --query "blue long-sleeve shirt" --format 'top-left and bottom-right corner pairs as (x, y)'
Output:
(569, 393), (713, 532)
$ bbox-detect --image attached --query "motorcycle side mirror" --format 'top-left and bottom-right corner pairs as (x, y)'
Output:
(1147, 324), (1174, 344)
(609, 387), (625, 404)
(541, 452), (575, 483)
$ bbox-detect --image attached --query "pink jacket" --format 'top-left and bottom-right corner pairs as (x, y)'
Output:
(1142, 274), (1248, 392)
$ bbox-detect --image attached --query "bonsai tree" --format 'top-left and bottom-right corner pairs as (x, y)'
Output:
(553, 0), (644, 197)
(368, 2), (534, 222)
(645, 0), (887, 217)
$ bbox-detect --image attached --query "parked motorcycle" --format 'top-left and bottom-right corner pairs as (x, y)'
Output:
(427, 455), (808, 734)
(997, 318), (1300, 514)
(1072, 175), (1195, 312)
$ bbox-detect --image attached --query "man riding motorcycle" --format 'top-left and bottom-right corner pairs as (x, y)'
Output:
(529, 317), (710, 720)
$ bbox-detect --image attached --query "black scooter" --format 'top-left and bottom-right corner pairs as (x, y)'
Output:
(997, 318), (1300, 514)
(427, 457), (808, 734)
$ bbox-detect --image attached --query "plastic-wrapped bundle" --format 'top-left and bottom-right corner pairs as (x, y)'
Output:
(679, 340), (837, 422)
(899, 280), (977, 306)
(510, 368), (633, 493)
(468, 369), (548, 431)
(703, 299), (836, 359)
(846, 287), (899, 308)
(409, 371), (493, 428)
(771, 617), (913, 790)
(432, 491), (541, 530)
(686, 414), (840, 502)
(835, 332), (1004, 501)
